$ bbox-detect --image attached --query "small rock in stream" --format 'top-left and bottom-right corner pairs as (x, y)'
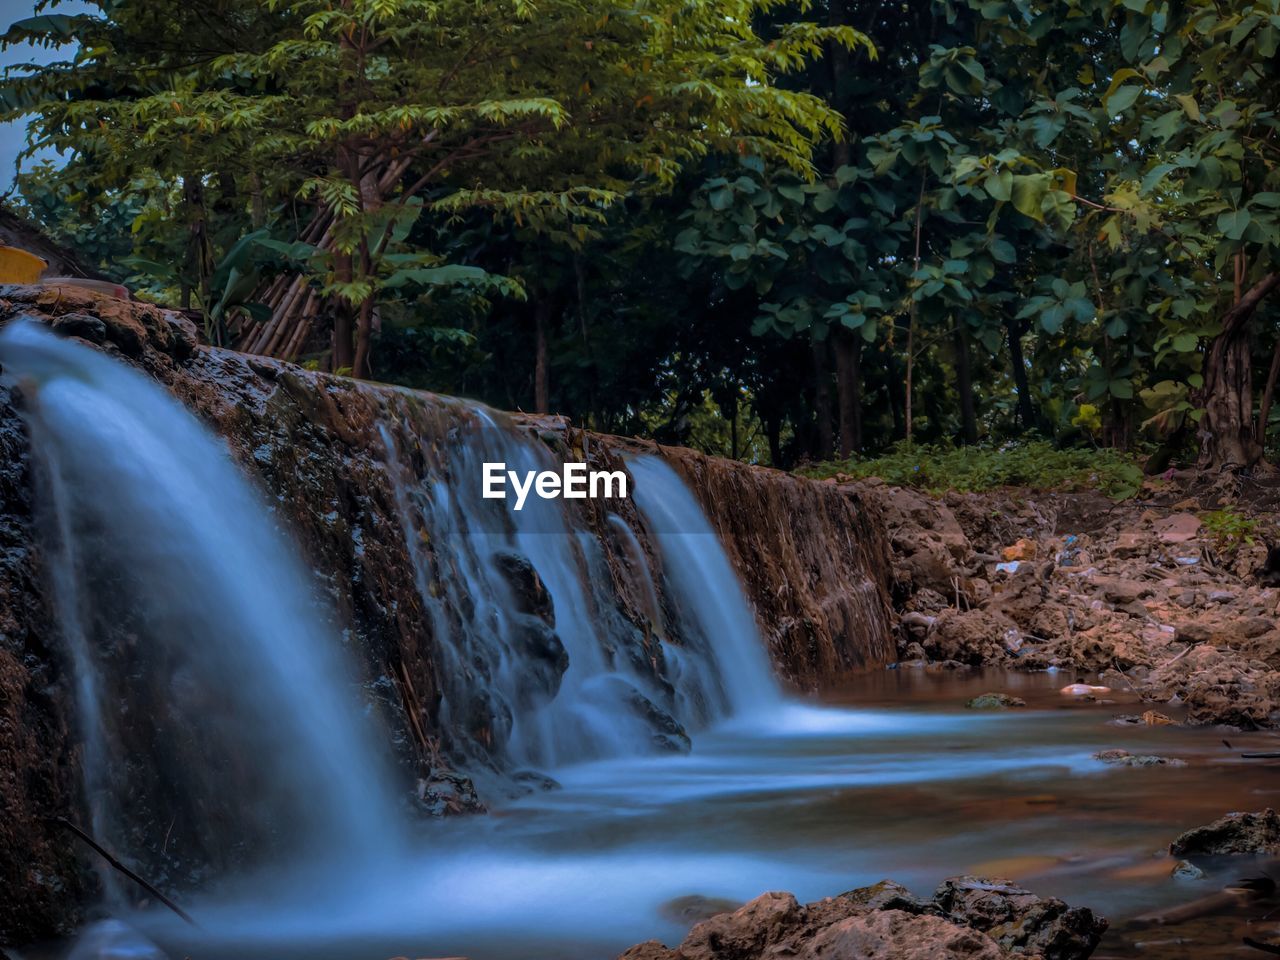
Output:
(966, 693), (1027, 709)
(1092, 748), (1186, 767)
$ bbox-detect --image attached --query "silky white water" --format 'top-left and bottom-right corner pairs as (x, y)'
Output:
(0, 319), (398, 873)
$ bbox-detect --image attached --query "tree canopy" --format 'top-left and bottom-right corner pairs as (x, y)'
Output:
(4, 0), (1280, 472)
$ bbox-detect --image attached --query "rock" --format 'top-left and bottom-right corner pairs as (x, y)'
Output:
(900, 610), (936, 640)
(660, 895), (742, 927)
(923, 609), (1020, 666)
(1141, 644), (1280, 728)
(49, 311), (107, 344)
(1171, 860), (1204, 880)
(1094, 577), (1150, 605)
(1170, 809), (1280, 857)
(1092, 748), (1186, 767)
(966, 693), (1027, 709)
(931, 876), (1107, 960)
(492, 551), (555, 622)
(618, 877), (1106, 960)
(1061, 683), (1110, 696)
(797, 911), (1006, 960)
(1111, 530), (1147, 558)
(1154, 513), (1202, 544)
(1001, 539), (1037, 561)
(1174, 622), (1214, 644)
(900, 641), (927, 661)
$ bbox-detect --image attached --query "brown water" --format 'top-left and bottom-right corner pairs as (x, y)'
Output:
(117, 667), (1280, 960)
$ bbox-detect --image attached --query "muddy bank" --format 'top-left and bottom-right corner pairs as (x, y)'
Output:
(848, 475), (1280, 729)
(0, 286), (894, 942)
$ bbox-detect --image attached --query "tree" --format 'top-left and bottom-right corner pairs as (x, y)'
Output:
(5, 0), (865, 377)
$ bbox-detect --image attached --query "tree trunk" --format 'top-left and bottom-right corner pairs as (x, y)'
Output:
(1199, 273), (1280, 470)
(332, 249), (355, 373)
(953, 322), (977, 445)
(1005, 316), (1036, 432)
(827, 0), (853, 171)
(765, 414), (783, 468)
(534, 299), (552, 414)
(887, 355), (905, 440)
(833, 330), (862, 457)
(352, 298), (374, 380)
(812, 338), (834, 459)
(1256, 334), (1280, 448)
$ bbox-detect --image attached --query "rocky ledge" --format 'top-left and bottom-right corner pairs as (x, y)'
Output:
(622, 876), (1106, 960)
(854, 478), (1280, 729)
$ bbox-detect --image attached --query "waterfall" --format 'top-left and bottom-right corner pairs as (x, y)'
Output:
(376, 404), (790, 779)
(627, 455), (782, 716)
(380, 407), (692, 775)
(0, 319), (397, 880)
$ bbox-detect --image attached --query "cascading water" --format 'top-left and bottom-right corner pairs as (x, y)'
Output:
(626, 455), (781, 718)
(379, 408), (703, 776)
(0, 319), (398, 883)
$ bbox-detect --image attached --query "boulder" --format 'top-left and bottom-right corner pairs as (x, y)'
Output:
(1169, 809), (1280, 857)
(923, 609), (1021, 666)
(619, 877), (1106, 960)
(932, 876), (1107, 960)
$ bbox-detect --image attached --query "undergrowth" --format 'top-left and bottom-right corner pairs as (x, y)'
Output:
(1199, 508), (1260, 553)
(800, 441), (1146, 500)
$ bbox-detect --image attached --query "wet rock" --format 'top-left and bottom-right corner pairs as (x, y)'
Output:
(1169, 809), (1280, 857)
(660, 895), (743, 927)
(417, 771), (484, 816)
(798, 912), (1006, 960)
(966, 693), (1027, 710)
(1061, 684), (1110, 696)
(509, 616), (569, 708)
(932, 876), (1107, 960)
(1170, 860), (1204, 880)
(492, 552), (554, 623)
(49, 311), (107, 344)
(1092, 749), (1186, 767)
(841, 878), (933, 913)
(619, 878), (1105, 960)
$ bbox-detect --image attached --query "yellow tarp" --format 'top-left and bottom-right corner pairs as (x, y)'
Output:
(0, 245), (48, 283)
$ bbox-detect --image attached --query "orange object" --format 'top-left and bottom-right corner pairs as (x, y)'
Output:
(0, 245), (48, 283)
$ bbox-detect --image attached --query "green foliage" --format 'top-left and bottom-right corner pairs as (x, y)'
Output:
(800, 441), (1146, 500)
(4, 0), (1280, 474)
(1199, 509), (1261, 554)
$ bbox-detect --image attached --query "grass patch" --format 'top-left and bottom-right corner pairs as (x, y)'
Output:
(799, 441), (1145, 499)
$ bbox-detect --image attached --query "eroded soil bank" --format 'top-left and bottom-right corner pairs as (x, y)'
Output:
(852, 474), (1280, 730)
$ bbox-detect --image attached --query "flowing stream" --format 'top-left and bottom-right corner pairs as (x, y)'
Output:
(1, 320), (1274, 960)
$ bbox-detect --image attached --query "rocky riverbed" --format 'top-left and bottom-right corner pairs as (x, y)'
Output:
(845, 475), (1280, 730)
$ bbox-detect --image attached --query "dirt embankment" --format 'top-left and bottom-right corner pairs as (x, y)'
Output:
(848, 475), (1280, 729)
